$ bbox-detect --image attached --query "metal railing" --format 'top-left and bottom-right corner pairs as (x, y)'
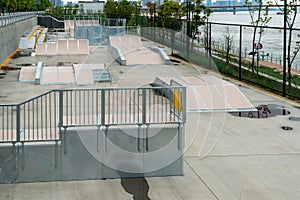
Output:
(0, 87), (186, 144)
(0, 12), (37, 27)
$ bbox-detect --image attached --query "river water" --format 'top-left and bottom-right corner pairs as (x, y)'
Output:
(206, 11), (300, 69)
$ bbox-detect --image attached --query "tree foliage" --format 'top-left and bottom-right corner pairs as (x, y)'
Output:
(245, 0), (272, 72)
(147, 2), (155, 18)
(223, 26), (234, 64)
(36, 0), (52, 11)
(157, 0), (184, 31)
(273, 0), (299, 86)
(0, 0), (52, 12)
(189, 0), (212, 39)
(104, 0), (134, 21)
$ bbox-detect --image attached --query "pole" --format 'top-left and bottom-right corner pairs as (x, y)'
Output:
(186, 1), (190, 59)
(283, 0), (287, 97)
(239, 25), (242, 81)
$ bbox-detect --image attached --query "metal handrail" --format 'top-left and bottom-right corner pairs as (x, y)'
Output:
(0, 87), (186, 144)
(0, 12), (38, 27)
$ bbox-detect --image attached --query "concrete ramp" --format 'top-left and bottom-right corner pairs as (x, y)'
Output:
(19, 63), (111, 85)
(155, 75), (256, 112)
(36, 39), (89, 56)
(19, 67), (36, 83)
(109, 35), (170, 65)
(74, 64), (111, 85)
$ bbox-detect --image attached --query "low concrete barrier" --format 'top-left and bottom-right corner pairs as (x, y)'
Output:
(108, 45), (126, 65)
(151, 46), (171, 64)
(0, 125), (184, 183)
(35, 61), (43, 85)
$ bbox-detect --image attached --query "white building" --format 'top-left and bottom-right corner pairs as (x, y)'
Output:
(78, 1), (105, 14)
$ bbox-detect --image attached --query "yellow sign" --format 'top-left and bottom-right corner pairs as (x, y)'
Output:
(173, 89), (182, 112)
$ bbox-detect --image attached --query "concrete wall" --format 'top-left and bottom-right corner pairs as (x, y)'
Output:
(37, 16), (64, 28)
(0, 17), (36, 66)
(0, 125), (184, 183)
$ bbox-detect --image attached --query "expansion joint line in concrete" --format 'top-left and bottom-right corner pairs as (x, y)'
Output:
(184, 159), (220, 200)
(185, 152), (300, 158)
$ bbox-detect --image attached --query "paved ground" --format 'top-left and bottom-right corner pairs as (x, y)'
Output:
(0, 40), (300, 199)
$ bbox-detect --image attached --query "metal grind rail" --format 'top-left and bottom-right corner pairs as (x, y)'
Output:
(0, 87), (186, 144)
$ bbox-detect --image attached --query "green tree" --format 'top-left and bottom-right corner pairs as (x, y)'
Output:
(147, 1), (155, 18)
(157, 0), (184, 54)
(28, 0), (36, 11)
(104, 0), (134, 21)
(189, 0), (212, 52)
(104, 0), (119, 18)
(246, 0), (271, 73)
(223, 26), (234, 64)
(37, 0), (52, 11)
(273, 0), (299, 86)
(157, 0), (183, 30)
(190, 0), (211, 39)
(17, 0), (27, 11)
(118, 0), (134, 21)
(0, 0), (6, 14)
(6, 0), (18, 13)
(146, 2), (155, 27)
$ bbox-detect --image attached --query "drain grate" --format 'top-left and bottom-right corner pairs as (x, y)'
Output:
(281, 126), (293, 131)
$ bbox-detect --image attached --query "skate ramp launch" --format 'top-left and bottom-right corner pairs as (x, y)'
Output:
(154, 75), (256, 112)
(108, 35), (170, 65)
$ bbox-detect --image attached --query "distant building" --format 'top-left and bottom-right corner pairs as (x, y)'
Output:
(213, 0), (239, 6)
(78, 1), (105, 14)
(206, 0), (212, 6)
(240, 0), (245, 5)
(50, 0), (63, 6)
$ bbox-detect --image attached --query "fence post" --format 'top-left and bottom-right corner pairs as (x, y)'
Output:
(16, 105), (20, 142)
(239, 25), (242, 81)
(59, 90), (63, 140)
(142, 88), (146, 125)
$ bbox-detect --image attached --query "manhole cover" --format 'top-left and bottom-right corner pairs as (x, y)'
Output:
(289, 117), (300, 121)
(281, 126), (293, 131)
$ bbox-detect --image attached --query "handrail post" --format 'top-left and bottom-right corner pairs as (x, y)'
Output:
(16, 105), (20, 142)
(59, 90), (63, 140)
(182, 87), (186, 123)
(142, 88), (146, 125)
(101, 89), (105, 126)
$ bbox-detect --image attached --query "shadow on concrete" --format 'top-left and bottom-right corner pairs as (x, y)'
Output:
(121, 177), (151, 200)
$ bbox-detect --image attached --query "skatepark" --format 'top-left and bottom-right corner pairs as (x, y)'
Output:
(0, 15), (299, 200)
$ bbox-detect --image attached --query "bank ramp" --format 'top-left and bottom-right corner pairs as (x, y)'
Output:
(108, 35), (170, 66)
(154, 75), (256, 113)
